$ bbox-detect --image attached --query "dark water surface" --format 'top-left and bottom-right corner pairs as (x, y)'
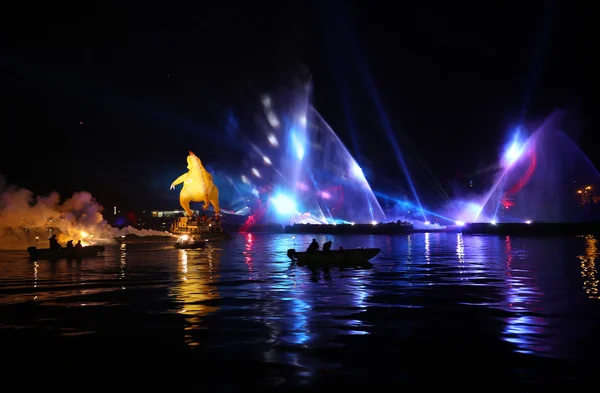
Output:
(1, 233), (599, 390)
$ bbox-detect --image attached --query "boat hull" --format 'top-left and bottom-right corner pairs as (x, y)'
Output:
(27, 246), (105, 260)
(287, 248), (380, 265)
(174, 241), (207, 249)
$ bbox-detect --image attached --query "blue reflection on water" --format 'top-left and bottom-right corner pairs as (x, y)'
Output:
(1, 232), (599, 384)
(502, 235), (549, 355)
(346, 275), (371, 335)
(287, 297), (311, 345)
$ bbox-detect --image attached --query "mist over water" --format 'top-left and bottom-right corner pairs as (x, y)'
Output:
(0, 175), (171, 250)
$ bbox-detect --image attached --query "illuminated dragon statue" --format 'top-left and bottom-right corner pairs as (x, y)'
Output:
(170, 151), (220, 217)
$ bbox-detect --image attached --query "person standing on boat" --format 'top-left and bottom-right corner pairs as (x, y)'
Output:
(323, 240), (332, 252)
(49, 235), (61, 250)
(75, 240), (83, 249)
(307, 239), (319, 252)
(66, 240), (74, 249)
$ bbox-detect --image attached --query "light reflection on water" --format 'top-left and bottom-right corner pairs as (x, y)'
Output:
(503, 235), (548, 355)
(0, 233), (599, 384)
(578, 234), (599, 299)
(172, 246), (221, 347)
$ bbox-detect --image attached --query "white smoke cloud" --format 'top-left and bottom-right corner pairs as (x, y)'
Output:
(0, 175), (172, 250)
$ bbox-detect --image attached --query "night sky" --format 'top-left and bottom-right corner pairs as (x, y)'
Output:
(0, 1), (592, 211)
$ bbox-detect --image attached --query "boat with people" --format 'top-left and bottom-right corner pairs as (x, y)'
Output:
(27, 245), (105, 260)
(174, 235), (207, 249)
(287, 247), (380, 265)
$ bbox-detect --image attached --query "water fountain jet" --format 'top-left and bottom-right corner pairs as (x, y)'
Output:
(473, 112), (600, 223)
(231, 83), (386, 225)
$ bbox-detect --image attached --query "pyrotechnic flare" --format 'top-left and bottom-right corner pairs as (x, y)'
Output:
(0, 174), (171, 250)
(170, 151), (220, 217)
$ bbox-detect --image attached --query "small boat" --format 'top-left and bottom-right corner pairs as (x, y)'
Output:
(287, 247), (380, 265)
(174, 234), (209, 249)
(27, 246), (105, 260)
(174, 240), (207, 249)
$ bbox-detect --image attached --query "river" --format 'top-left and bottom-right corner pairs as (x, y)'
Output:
(1, 233), (598, 389)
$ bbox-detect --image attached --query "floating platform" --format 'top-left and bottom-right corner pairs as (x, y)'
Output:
(284, 222), (413, 235)
(461, 222), (600, 236)
(170, 216), (232, 239)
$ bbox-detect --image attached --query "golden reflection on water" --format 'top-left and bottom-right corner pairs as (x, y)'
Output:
(33, 261), (38, 300)
(20, 259), (88, 304)
(578, 235), (599, 299)
(174, 247), (221, 347)
(119, 243), (127, 289)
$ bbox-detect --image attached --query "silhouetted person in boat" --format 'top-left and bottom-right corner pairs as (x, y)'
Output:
(339, 246), (344, 251)
(66, 240), (74, 249)
(307, 239), (319, 252)
(323, 240), (332, 252)
(49, 235), (61, 250)
(75, 240), (83, 249)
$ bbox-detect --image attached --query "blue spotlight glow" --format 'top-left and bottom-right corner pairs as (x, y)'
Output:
(235, 84), (386, 225)
(351, 162), (366, 180)
(271, 194), (298, 215)
(502, 130), (526, 168)
(290, 130), (305, 161)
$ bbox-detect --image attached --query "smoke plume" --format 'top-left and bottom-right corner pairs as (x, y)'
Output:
(0, 175), (172, 250)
